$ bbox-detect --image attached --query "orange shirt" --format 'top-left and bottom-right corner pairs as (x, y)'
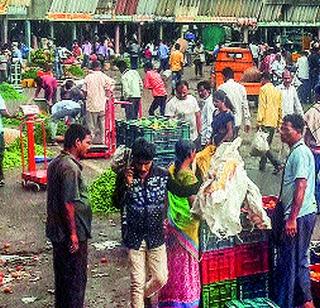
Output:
(169, 50), (184, 72)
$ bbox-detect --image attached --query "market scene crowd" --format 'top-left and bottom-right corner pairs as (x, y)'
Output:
(2, 6), (320, 308)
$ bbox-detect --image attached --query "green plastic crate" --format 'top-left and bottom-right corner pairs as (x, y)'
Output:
(202, 280), (237, 308)
(224, 297), (279, 308)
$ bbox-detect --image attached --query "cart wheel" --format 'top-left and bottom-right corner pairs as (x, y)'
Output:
(21, 180), (27, 188)
(33, 183), (41, 192)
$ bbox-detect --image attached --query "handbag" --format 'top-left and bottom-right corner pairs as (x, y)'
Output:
(251, 129), (270, 157)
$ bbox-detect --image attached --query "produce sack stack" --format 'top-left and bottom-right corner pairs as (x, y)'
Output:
(116, 117), (190, 167)
(192, 138), (272, 307)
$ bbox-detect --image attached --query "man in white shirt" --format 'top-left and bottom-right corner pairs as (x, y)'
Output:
(165, 80), (201, 149)
(249, 42), (259, 67)
(82, 61), (115, 144)
(218, 68), (251, 137)
(271, 53), (286, 85)
(197, 81), (216, 146)
(117, 60), (143, 120)
(277, 70), (303, 117)
(296, 51), (310, 104)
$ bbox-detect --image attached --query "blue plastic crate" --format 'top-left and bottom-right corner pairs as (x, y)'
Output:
(237, 273), (270, 300)
(200, 222), (234, 252)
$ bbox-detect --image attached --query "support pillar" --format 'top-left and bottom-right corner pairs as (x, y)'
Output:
(115, 24), (120, 55)
(243, 27), (249, 44)
(71, 23), (77, 41)
(137, 24), (142, 45)
(124, 24), (127, 37)
(49, 23), (54, 39)
(318, 28), (320, 40)
(24, 20), (31, 48)
(159, 23), (163, 40)
(264, 28), (268, 43)
(1, 16), (8, 44)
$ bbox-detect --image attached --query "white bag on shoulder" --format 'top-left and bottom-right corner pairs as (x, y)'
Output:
(251, 129), (269, 156)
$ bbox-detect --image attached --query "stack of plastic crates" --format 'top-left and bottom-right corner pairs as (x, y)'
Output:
(116, 117), (190, 167)
(200, 213), (272, 307)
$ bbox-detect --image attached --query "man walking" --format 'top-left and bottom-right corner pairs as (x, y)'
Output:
(113, 138), (168, 307)
(277, 70), (303, 117)
(218, 67), (251, 136)
(117, 60), (143, 120)
(197, 80), (215, 146)
(296, 51), (310, 104)
(169, 43), (184, 95)
(46, 124), (92, 308)
(82, 61), (115, 144)
(257, 72), (283, 173)
(157, 40), (169, 72)
(144, 62), (167, 116)
(165, 80), (201, 149)
(273, 114), (317, 308)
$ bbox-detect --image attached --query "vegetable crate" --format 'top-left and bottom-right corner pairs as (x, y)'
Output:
(225, 297), (279, 307)
(235, 242), (270, 277)
(200, 222), (235, 252)
(202, 279), (237, 308)
(115, 118), (190, 157)
(237, 273), (270, 300)
(201, 247), (236, 285)
(310, 264), (320, 306)
(235, 229), (270, 245)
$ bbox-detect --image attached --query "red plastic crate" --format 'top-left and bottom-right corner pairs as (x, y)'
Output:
(235, 242), (269, 277)
(310, 264), (320, 302)
(201, 247), (236, 285)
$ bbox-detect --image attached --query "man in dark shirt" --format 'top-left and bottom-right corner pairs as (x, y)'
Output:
(113, 138), (168, 308)
(308, 47), (320, 91)
(46, 124), (92, 308)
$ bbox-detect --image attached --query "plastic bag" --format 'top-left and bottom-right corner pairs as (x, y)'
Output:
(251, 129), (269, 156)
(110, 145), (131, 173)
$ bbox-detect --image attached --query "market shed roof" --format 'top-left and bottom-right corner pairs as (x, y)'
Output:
(115, 0), (139, 15)
(136, 0), (159, 16)
(287, 4), (320, 24)
(48, 0), (99, 20)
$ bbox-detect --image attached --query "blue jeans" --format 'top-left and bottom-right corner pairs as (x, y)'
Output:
(130, 55), (139, 69)
(272, 213), (316, 308)
(171, 71), (182, 94)
(159, 58), (168, 71)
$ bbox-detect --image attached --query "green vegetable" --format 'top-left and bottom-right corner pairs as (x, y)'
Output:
(88, 168), (118, 214)
(0, 83), (27, 102)
(21, 68), (38, 80)
(3, 137), (53, 171)
(30, 49), (53, 68)
(66, 65), (85, 78)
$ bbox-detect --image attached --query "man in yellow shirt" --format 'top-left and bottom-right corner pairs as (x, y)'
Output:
(257, 72), (283, 173)
(169, 43), (184, 95)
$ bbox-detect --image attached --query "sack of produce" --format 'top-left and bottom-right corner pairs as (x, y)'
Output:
(251, 129), (269, 156)
(4, 128), (20, 146)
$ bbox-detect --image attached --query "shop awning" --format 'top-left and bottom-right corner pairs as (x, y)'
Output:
(287, 5), (320, 24)
(47, 0), (99, 21)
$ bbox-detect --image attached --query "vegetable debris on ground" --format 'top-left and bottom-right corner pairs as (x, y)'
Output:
(88, 168), (118, 214)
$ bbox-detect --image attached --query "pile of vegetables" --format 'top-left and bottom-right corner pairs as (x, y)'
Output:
(137, 117), (180, 130)
(4, 137), (53, 171)
(66, 65), (85, 78)
(88, 168), (118, 214)
(30, 49), (53, 68)
(0, 83), (27, 102)
(21, 68), (39, 80)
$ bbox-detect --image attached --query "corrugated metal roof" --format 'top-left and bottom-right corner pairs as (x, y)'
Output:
(286, 5), (320, 23)
(49, 0), (99, 14)
(155, 0), (175, 17)
(95, 0), (115, 15)
(9, 0), (31, 5)
(136, 0), (158, 16)
(197, 0), (263, 18)
(259, 3), (282, 22)
(174, 0), (200, 17)
(115, 0), (139, 15)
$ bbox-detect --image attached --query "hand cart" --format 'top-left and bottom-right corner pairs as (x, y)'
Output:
(19, 105), (48, 191)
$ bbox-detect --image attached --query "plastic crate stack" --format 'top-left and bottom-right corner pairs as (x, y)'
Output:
(116, 117), (190, 167)
(200, 215), (273, 308)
